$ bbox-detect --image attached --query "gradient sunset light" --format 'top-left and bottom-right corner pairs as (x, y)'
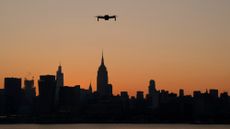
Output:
(1, 0), (230, 96)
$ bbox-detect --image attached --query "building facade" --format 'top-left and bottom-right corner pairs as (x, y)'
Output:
(97, 53), (112, 96)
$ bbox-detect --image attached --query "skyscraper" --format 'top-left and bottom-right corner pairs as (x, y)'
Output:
(56, 64), (64, 88)
(148, 80), (159, 109)
(4, 77), (22, 114)
(38, 75), (56, 113)
(24, 79), (36, 101)
(55, 64), (64, 106)
(148, 80), (156, 96)
(23, 79), (36, 114)
(97, 52), (112, 96)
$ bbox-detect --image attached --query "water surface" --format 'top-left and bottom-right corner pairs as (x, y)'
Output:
(0, 124), (229, 129)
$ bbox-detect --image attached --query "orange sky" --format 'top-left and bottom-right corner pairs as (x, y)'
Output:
(0, 0), (230, 96)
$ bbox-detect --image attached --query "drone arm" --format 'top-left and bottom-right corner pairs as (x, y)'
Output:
(110, 16), (116, 21)
(97, 16), (104, 21)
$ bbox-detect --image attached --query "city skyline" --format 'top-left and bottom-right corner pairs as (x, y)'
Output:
(0, 54), (229, 123)
(0, 52), (228, 97)
(1, 0), (230, 96)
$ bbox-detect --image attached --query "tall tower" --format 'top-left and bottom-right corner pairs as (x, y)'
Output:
(148, 80), (156, 96)
(56, 64), (64, 88)
(88, 82), (92, 94)
(97, 52), (112, 96)
(148, 80), (159, 109)
(55, 64), (64, 107)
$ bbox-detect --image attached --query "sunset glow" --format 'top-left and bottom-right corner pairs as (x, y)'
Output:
(1, 0), (230, 96)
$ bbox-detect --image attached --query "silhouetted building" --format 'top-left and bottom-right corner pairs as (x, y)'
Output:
(38, 75), (56, 114)
(159, 90), (171, 104)
(210, 89), (218, 98)
(22, 79), (36, 114)
(97, 52), (112, 96)
(55, 64), (64, 107)
(193, 91), (202, 98)
(220, 92), (229, 100)
(120, 91), (129, 112)
(120, 91), (129, 100)
(24, 79), (36, 102)
(80, 87), (91, 102)
(136, 91), (144, 100)
(59, 85), (80, 113)
(88, 82), (93, 94)
(0, 89), (5, 115)
(148, 80), (159, 109)
(148, 80), (156, 96)
(193, 91), (205, 117)
(107, 84), (113, 96)
(179, 89), (184, 97)
(4, 77), (22, 115)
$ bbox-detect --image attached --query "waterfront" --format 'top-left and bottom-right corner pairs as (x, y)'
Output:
(0, 124), (229, 129)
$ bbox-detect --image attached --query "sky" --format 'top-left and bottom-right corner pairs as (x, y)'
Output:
(0, 0), (230, 96)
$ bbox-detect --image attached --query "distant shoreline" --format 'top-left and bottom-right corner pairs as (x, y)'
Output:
(0, 121), (230, 124)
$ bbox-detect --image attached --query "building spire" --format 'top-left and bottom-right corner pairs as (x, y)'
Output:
(58, 61), (62, 72)
(101, 50), (104, 65)
(58, 64), (62, 72)
(89, 81), (92, 94)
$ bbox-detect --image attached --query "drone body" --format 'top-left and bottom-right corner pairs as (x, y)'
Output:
(96, 15), (117, 21)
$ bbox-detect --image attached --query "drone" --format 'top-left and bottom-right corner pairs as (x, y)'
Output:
(96, 15), (117, 21)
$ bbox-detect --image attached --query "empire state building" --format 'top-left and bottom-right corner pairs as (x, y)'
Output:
(97, 52), (112, 96)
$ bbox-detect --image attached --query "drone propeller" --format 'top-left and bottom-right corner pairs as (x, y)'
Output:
(95, 16), (100, 21)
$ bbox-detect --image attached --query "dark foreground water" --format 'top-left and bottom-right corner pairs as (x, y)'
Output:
(0, 124), (229, 129)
